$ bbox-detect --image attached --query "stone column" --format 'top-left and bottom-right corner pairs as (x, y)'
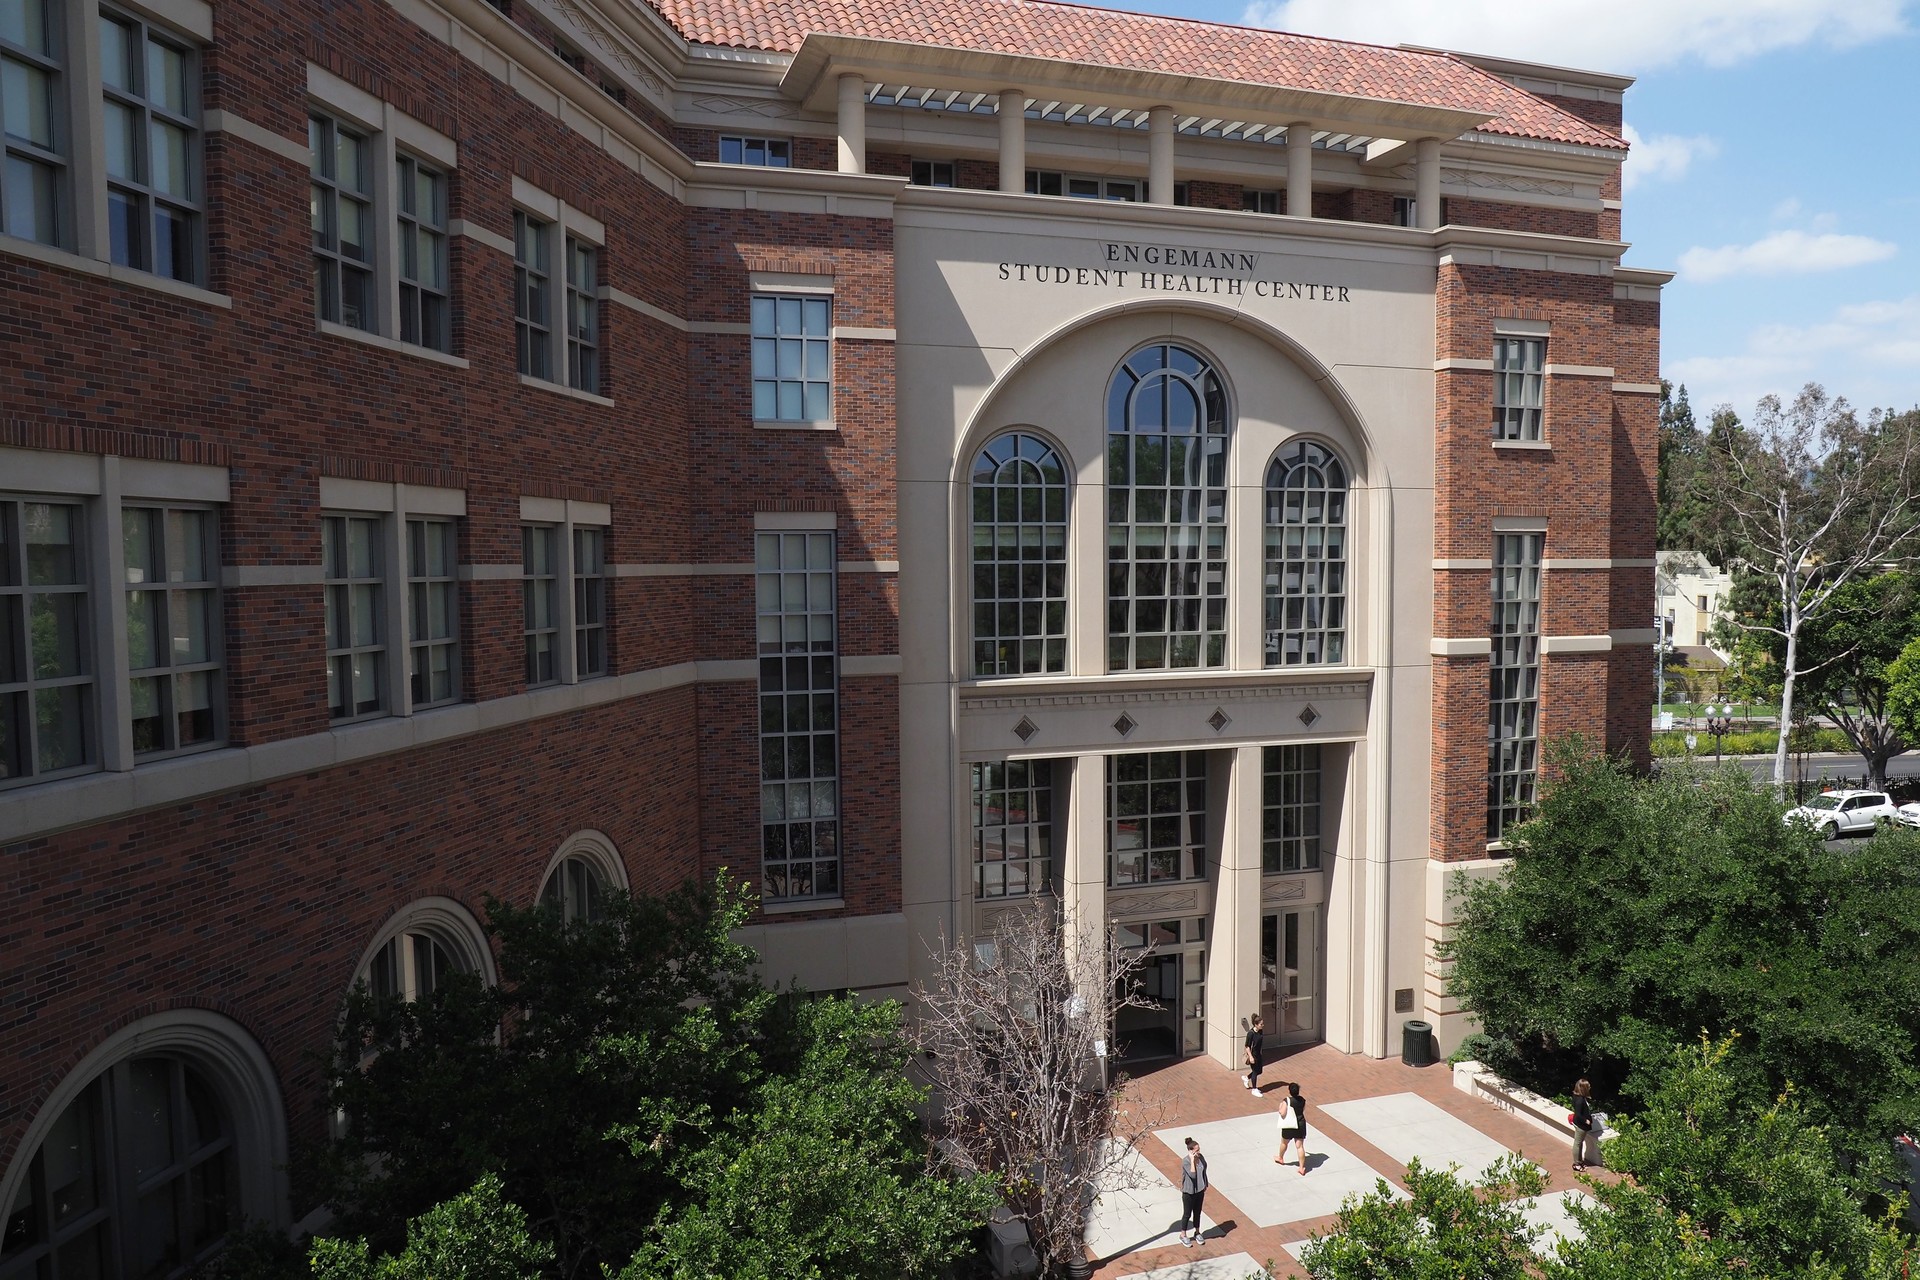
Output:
(1286, 121), (1314, 217)
(1415, 138), (1442, 228)
(1148, 106), (1176, 205)
(1063, 754), (1108, 939)
(998, 90), (1027, 193)
(836, 74), (866, 174)
(1205, 745), (1264, 1067)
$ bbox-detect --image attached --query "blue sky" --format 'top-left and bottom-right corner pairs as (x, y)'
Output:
(1102, 0), (1920, 420)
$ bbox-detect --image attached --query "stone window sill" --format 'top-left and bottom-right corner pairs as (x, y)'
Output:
(319, 320), (470, 369)
(518, 374), (615, 407)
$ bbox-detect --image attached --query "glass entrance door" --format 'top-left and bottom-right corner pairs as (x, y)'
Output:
(1260, 909), (1321, 1045)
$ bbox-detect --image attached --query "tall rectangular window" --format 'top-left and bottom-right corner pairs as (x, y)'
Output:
(395, 154), (448, 351)
(406, 517), (458, 707)
(719, 135), (789, 166)
(0, 0), (64, 246)
(571, 525), (606, 679)
(122, 505), (219, 756)
(98, 7), (198, 282)
(514, 211), (552, 380)
(322, 513), (385, 721)
(756, 530), (838, 902)
(1493, 337), (1545, 441)
(972, 759), (1052, 899)
(522, 524), (558, 686)
(750, 294), (830, 423)
(310, 113), (374, 330)
(0, 499), (92, 785)
(1261, 744), (1321, 873)
(1489, 532), (1543, 838)
(1107, 750), (1207, 887)
(564, 234), (597, 392)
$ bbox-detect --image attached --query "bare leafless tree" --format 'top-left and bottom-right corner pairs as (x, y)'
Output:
(913, 898), (1167, 1278)
(1708, 384), (1920, 785)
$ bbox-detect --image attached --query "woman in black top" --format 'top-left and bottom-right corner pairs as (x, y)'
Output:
(1571, 1078), (1599, 1170)
(1273, 1080), (1308, 1175)
(1243, 1013), (1266, 1095)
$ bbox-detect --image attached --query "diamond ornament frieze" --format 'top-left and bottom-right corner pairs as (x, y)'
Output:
(1113, 712), (1137, 736)
(1013, 716), (1038, 742)
(1208, 707), (1231, 732)
(1299, 704), (1321, 728)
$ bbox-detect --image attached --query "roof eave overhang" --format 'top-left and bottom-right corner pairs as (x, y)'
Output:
(780, 33), (1495, 141)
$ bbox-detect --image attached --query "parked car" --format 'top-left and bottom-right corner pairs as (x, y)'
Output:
(1895, 802), (1920, 830)
(1784, 790), (1900, 839)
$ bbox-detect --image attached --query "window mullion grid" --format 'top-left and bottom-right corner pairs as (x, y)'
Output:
(1488, 532), (1543, 838)
(1261, 743), (1321, 873)
(971, 758), (1052, 899)
(522, 524), (558, 686)
(571, 525), (607, 679)
(122, 502), (222, 761)
(1106, 750), (1206, 887)
(513, 212), (553, 380)
(309, 113), (376, 330)
(0, 0), (68, 247)
(756, 530), (839, 902)
(395, 154), (448, 351)
(98, 7), (201, 283)
(405, 517), (458, 708)
(564, 235), (598, 392)
(323, 513), (386, 721)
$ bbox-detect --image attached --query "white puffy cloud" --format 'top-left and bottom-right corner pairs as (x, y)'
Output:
(1621, 124), (1717, 192)
(1677, 230), (1897, 282)
(1669, 295), (1920, 411)
(1238, 0), (1908, 72)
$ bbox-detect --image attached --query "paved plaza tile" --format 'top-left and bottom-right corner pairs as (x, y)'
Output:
(1120, 1252), (1272, 1279)
(1320, 1091), (1513, 1181)
(1515, 1188), (1590, 1253)
(1087, 1045), (1612, 1278)
(1085, 1143), (1219, 1260)
(1152, 1115), (1403, 1227)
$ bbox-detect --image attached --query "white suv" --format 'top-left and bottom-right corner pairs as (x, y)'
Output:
(1784, 790), (1899, 839)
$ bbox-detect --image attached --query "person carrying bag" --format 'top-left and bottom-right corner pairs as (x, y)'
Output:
(1273, 1080), (1309, 1175)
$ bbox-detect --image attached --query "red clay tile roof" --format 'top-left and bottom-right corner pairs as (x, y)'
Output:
(640, 0), (1627, 151)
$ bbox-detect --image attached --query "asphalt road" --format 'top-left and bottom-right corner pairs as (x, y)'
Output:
(1698, 751), (1920, 787)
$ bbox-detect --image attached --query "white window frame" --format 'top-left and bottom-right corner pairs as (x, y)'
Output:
(318, 477), (465, 724)
(519, 495), (610, 688)
(510, 177), (606, 400)
(1493, 324), (1548, 444)
(749, 272), (833, 430)
(348, 896), (495, 1008)
(537, 829), (628, 923)
(306, 64), (461, 361)
(1025, 170), (1140, 201)
(0, 445), (228, 793)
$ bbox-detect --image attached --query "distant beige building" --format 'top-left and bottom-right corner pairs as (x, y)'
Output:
(1658, 551), (1733, 659)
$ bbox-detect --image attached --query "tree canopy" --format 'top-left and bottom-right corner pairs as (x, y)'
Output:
(1439, 744), (1920, 1177)
(311, 876), (991, 1279)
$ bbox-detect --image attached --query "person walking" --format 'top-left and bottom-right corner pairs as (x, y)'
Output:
(1570, 1078), (1600, 1170)
(1177, 1137), (1209, 1247)
(1273, 1080), (1309, 1175)
(1242, 1013), (1266, 1095)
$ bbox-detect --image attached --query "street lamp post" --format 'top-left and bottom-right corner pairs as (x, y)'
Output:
(1707, 704), (1733, 763)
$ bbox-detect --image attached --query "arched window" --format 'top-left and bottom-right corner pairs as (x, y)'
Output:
(1, 1055), (236, 1280)
(351, 898), (492, 1009)
(970, 432), (1068, 676)
(1106, 345), (1228, 670)
(1263, 440), (1348, 667)
(538, 831), (628, 924)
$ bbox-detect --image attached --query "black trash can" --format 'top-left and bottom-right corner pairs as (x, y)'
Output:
(1401, 1019), (1435, 1068)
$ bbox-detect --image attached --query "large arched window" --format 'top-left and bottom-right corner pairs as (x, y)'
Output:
(351, 898), (493, 1009)
(970, 432), (1068, 676)
(1106, 345), (1228, 670)
(538, 831), (629, 925)
(1263, 440), (1348, 667)
(1, 1055), (236, 1280)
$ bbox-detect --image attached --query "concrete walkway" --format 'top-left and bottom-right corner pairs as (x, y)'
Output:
(1084, 1045), (1604, 1278)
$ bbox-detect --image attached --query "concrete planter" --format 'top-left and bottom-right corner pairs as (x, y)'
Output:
(1452, 1060), (1614, 1153)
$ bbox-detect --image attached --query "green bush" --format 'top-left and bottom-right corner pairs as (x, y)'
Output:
(1649, 727), (1851, 757)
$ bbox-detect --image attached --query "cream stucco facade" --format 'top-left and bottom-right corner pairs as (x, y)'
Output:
(896, 192), (1453, 1062)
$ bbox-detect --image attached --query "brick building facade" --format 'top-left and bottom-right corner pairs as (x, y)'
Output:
(0, 0), (1664, 1267)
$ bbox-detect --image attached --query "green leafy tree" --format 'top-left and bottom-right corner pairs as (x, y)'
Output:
(1439, 743), (1920, 1175)
(1298, 1155), (1547, 1280)
(620, 997), (996, 1280)
(310, 1175), (553, 1280)
(318, 876), (781, 1277)
(1555, 1038), (1914, 1280)
(1703, 385), (1920, 785)
(1886, 632), (1920, 752)
(1761, 570), (1920, 789)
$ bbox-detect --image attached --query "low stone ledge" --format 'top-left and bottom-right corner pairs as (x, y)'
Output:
(1453, 1060), (1614, 1149)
